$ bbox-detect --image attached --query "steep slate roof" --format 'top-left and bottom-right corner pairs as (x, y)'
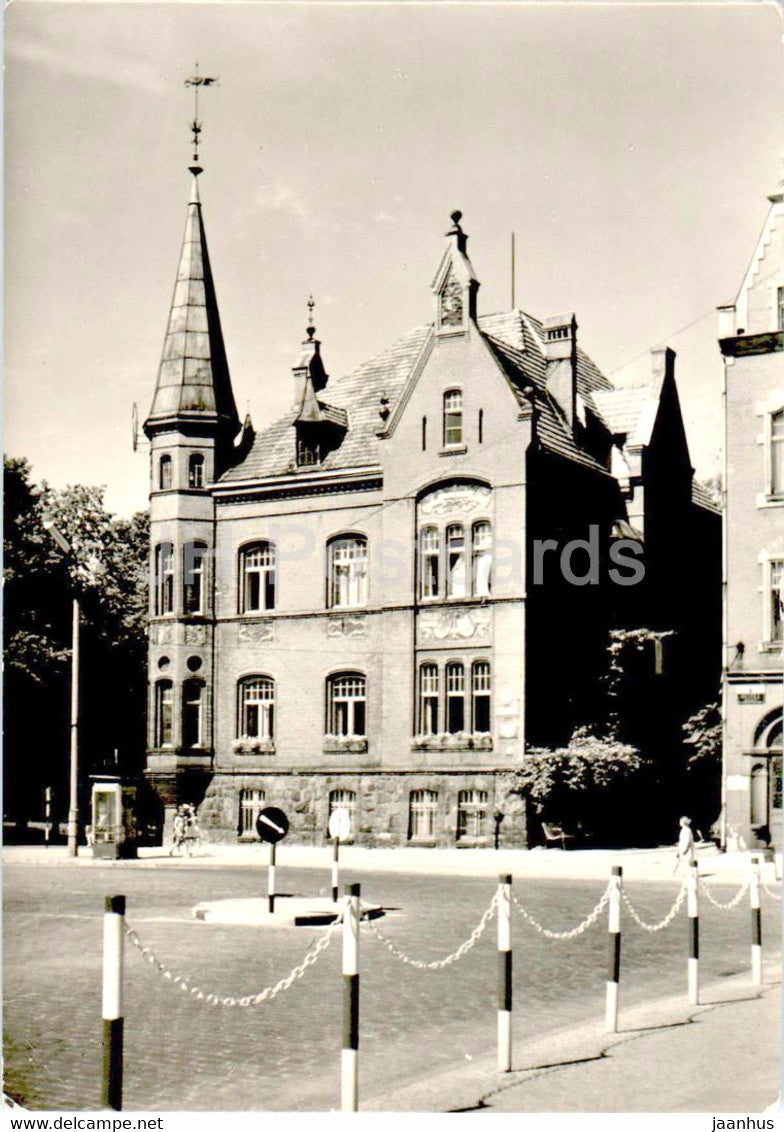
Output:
(146, 175), (239, 433)
(591, 383), (663, 446)
(219, 309), (625, 483)
(691, 480), (722, 516)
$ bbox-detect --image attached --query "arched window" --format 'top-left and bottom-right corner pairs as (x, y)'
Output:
(446, 662), (465, 733)
(420, 526), (440, 599)
(327, 672), (366, 737)
(409, 789), (438, 840)
(238, 676), (275, 739)
(472, 660), (491, 733)
(443, 390), (463, 447)
(188, 453), (205, 490)
(183, 541), (206, 615)
(239, 788), (265, 837)
(472, 522), (492, 597)
(240, 542), (276, 613)
(159, 454), (172, 490)
(751, 764), (768, 828)
(328, 789), (357, 837)
(154, 542), (174, 615)
(155, 680), (173, 747)
(446, 525), (467, 598)
(328, 536), (368, 608)
(419, 663), (439, 736)
(182, 680), (203, 747)
(457, 789), (489, 840)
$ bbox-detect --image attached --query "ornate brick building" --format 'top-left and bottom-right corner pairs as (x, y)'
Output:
(142, 165), (719, 845)
(719, 173), (784, 851)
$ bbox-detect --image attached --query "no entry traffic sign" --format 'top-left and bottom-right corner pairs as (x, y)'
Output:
(256, 806), (289, 844)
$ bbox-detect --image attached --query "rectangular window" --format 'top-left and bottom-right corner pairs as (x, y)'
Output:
(472, 522), (492, 597)
(329, 790), (357, 837)
(328, 674), (366, 737)
(770, 560), (783, 643)
(446, 525), (467, 598)
(239, 789), (265, 837)
(189, 454), (205, 489)
(778, 286), (784, 333)
(771, 410), (784, 498)
(183, 543), (206, 615)
(155, 543), (174, 615)
(330, 538), (368, 608)
(457, 789), (489, 840)
(419, 664), (439, 735)
(443, 390), (463, 447)
(409, 790), (438, 840)
(159, 455), (172, 491)
(239, 677), (275, 739)
(420, 527), (440, 599)
(182, 681), (203, 747)
(472, 661), (491, 733)
(446, 662), (465, 733)
(156, 683), (173, 747)
(242, 543), (276, 613)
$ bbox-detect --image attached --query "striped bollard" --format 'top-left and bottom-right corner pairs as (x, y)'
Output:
(332, 838), (340, 904)
(342, 882), (360, 1112)
(687, 862), (699, 1005)
(750, 856), (762, 986)
(605, 866), (622, 1033)
(102, 895), (125, 1111)
(268, 842), (277, 914)
(497, 874), (513, 1072)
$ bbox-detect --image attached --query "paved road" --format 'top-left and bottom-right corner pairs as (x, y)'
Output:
(4, 861), (780, 1111)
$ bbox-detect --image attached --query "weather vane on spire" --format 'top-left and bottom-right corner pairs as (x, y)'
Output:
(184, 63), (219, 170)
(307, 295), (316, 338)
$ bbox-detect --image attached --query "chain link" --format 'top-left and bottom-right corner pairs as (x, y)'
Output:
(761, 878), (783, 902)
(697, 877), (750, 910)
(621, 882), (687, 932)
(124, 915), (341, 1006)
(364, 892), (498, 969)
(512, 882), (612, 940)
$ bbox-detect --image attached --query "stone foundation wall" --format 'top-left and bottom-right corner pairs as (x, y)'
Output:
(198, 770), (528, 848)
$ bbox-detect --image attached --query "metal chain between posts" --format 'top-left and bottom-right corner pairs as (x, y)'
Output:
(760, 878), (783, 902)
(621, 881), (687, 932)
(697, 877), (750, 911)
(124, 915), (341, 1006)
(512, 882), (612, 940)
(364, 892), (498, 969)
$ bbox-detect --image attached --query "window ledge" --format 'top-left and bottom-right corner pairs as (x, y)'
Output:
(232, 738), (276, 755)
(408, 839), (438, 848)
(412, 734), (493, 752)
(439, 445), (468, 458)
(758, 642), (784, 654)
(323, 737), (369, 754)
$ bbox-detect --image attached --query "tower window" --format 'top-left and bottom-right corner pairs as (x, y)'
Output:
(183, 542), (206, 615)
(443, 390), (463, 447)
(155, 681), (173, 747)
(182, 680), (203, 748)
(159, 454), (172, 490)
(328, 536), (368, 608)
(238, 676), (275, 739)
(154, 542), (174, 616)
(327, 672), (366, 737)
(188, 454), (205, 489)
(240, 542), (276, 613)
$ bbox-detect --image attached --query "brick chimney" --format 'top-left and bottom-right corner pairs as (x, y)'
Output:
(543, 313), (578, 428)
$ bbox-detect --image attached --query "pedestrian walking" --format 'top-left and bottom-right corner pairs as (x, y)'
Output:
(169, 807), (186, 857)
(672, 815), (696, 874)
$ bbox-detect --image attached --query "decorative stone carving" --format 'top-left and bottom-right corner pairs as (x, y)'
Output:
(440, 271), (464, 327)
(238, 621), (274, 644)
(150, 623), (174, 645)
(326, 616), (366, 639)
(419, 483), (491, 518)
(418, 607), (491, 642)
(184, 624), (207, 645)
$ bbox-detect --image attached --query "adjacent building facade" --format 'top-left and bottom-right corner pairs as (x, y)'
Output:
(719, 174), (784, 851)
(142, 167), (719, 846)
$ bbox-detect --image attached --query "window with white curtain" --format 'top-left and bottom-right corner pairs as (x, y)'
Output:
(329, 537), (368, 608)
(409, 790), (438, 840)
(446, 525), (467, 598)
(472, 521), (492, 597)
(420, 526), (440, 598)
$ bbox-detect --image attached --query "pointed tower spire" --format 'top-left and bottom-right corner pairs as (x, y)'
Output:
(292, 295), (329, 410)
(144, 168), (240, 448)
(431, 209), (480, 334)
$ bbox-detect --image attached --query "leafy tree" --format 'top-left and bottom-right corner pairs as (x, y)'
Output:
(681, 700), (722, 836)
(3, 457), (149, 832)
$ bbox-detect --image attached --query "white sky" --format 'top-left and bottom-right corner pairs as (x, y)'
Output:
(4, 0), (783, 516)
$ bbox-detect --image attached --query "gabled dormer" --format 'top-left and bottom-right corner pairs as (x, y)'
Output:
(431, 210), (480, 336)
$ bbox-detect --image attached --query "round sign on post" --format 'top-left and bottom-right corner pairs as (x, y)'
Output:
(328, 808), (352, 843)
(256, 807), (289, 844)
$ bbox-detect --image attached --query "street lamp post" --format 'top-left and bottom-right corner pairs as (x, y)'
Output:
(44, 519), (80, 858)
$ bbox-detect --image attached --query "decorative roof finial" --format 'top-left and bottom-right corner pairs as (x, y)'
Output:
(184, 63), (219, 176)
(306, 294), (316, 340)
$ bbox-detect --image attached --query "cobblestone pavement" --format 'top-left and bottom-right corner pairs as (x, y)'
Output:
(3, 861), (780, 1111)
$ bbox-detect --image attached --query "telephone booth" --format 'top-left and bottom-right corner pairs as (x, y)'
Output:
(89, 775), (138, 859)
